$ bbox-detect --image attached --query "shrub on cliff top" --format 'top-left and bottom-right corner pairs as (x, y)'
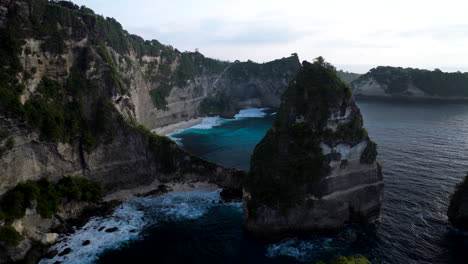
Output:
(0, 177), (102, 222)
(0, 225), (23, 246)
(317, 255), (371, 264)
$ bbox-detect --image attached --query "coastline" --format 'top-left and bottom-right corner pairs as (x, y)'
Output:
(153, 117), (205, 136)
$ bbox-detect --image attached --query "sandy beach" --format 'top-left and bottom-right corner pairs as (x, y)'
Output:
(153, 117), (205, 136)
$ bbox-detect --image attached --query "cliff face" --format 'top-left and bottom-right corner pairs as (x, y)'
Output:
(0, 0), (244, 195)
(243, 58), (384, 240)
(448, 173), (468, 231)
(351, 66), (468, 99)
(143, 55), (300, 126)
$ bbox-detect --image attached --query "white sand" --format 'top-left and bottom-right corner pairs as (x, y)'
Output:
(153, 118), (205, 136)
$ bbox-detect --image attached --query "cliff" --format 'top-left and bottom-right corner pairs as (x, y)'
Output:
(0, 1), (252, 262)
(448, 173), (468, 231)
(243, 58), (384, 240)
(351, 66), (468, 100)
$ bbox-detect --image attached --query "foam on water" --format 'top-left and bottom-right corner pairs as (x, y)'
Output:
(39, 189), (223, 264)
(191, 116), (224, 129)
(266, 239), (315, 260)
(234, 108), (269, 119)
(169, 108), (270, 145)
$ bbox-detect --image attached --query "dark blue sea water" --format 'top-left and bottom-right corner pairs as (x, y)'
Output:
(40, 101), (468, 264)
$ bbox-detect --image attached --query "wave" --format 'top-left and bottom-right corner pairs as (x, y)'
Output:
(169, 108), (270, 141)
(190, 116), (225, 129)
(234, 108), (269, 119)
(39, 190), (224, 264)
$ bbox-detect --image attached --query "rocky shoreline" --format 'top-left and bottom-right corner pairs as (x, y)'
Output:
(18, 181), (239, 264)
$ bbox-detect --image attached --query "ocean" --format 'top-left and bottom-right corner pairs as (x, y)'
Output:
(40, 100), (468, 264)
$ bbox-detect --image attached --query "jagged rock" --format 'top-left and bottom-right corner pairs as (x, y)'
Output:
(243, 58), (384, 240)
(57, 247), (72, 257)
(220, 188), (243, 202)
(448, 173), (468, 231)
(44, 249), (58, 259)
(105, 227), (119, 233)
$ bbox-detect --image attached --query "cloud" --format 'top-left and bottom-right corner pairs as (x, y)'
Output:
(130, 18), (309, 47)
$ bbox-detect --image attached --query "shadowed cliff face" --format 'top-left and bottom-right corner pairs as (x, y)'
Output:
(243, 58), (384, 240)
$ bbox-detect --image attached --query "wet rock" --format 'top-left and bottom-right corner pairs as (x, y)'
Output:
(58, 248), (72, 257)
(82, 240), (91, 246)
(220, 188), (243, 202)
(105, 227), (119, 233)
(98, 226), (105, 232)
(44, 250), (59, 259)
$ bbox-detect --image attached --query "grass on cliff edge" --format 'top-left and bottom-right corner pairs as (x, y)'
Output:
(317, 255), (371, 264)
(0, 177), (102, 223)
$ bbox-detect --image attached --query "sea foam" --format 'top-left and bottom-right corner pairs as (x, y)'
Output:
(39, 189), (223, 264)
(234, 108), (269, 119)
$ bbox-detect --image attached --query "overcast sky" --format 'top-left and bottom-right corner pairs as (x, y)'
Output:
(72, 0), (468, 73)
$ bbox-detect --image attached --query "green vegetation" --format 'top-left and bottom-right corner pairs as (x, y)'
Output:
(97, 44), (127, 92)
(317, 255), (371, 264)
(0, 177), (101, 222)
(41, 30), (66, 55)
(335, 115), (368, 143)
(199, 93), (233, 115)
(357, 66), (468, 97)
(0, 28), (24, 114)
(150, 83), (172, 110)
(227, 55), (300, 80)
(448, 173), (468, 230)
(360, 140), (378, 164)
(130, 122), (177, 173)
(0, 225), (23, 246)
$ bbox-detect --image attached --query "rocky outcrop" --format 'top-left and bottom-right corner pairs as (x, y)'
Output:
(448, 173), (468, 231)
(243, 58), (384, 240)
(351, 66), (468, 100)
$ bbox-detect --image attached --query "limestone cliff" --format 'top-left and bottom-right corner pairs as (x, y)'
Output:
(351, 66), (468, 100)
(448, 173), (468, 231)
(243, 58), (384, 240)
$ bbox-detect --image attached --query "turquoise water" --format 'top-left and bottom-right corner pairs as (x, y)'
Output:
(170, 109), (275, 171)
(40, 102), (468, 264)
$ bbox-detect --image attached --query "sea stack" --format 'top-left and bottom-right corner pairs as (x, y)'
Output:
(243, 58), (384, 239)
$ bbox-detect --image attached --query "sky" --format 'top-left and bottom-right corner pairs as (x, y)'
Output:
(72, 0), (468, 73)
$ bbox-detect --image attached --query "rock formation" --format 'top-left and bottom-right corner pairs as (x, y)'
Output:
(243, 58), (384, 240)
(447, 173), (468, 231)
